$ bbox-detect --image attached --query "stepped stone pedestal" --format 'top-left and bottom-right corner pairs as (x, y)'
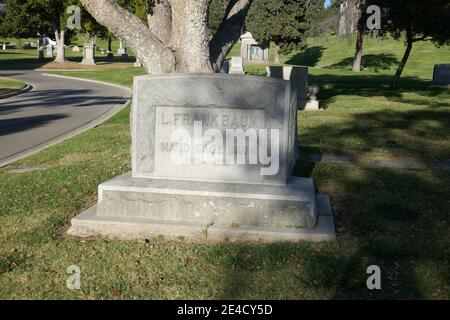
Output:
(68, 74), (335, 242)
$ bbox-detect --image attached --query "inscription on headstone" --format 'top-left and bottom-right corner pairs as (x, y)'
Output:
(153, 106), (268, 181)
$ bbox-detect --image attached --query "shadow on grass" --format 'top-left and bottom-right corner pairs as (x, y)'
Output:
(325, 53), (399, 72)
(212, 159), (449, 299)
(0, 57), (53, 70)
(285, 46), (325, 67)
(0, 53), (137, 70)
(213, 95), (449, 299)
(302, 108), (449, 161)
(308, 73), (450, 110)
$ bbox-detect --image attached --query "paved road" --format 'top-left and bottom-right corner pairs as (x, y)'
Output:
(0, 70), (131, 167)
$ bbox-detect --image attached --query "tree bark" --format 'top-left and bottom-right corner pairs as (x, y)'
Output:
(80, 0), (251, 74)
(108, 37), (112, 52)
(147, 0), (172, 45)
(274, 45), (281, 65)
(54, 30), (66, 63)
(352, 29), (363, 72)
(391, 30), (413, 90)
(352, 0), (364, 72)
(168, 0), (212, 72)
(209, 0), (252, 72)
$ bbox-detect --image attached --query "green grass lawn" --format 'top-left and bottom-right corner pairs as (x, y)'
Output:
(0, 36), (449, 299)
(0, 37), (137, 70)
(0, 76), (26, 95)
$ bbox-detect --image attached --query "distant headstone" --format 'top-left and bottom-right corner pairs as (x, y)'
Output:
(305, 86), (320, 111)
(106, 52), (114, 62)
(72, 46), (80, 52)
(2, 42), (5, 50)
(229, 56), (244, 74)
(81, 43), (96, 65)
(68, 74), (335, 242)
(433, 64), (450, 85)
(134, 58), (142, 67)
(267, 66), (309, 110)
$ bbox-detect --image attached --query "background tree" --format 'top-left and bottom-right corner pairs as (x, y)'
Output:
(0, 0), (75, 63)
(304, 0), (328, 37)
(351, 0), (365, 72)
(367, 0), (450, 89)
(78, 2), (109, 45)
(0, 0), (52, 42)
(80, 0), (251, 73)
(246, 0), (311, 64)
(209, 0), (229, 32)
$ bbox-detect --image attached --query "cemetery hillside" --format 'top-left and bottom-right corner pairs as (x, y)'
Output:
(0, 0), (448, 302)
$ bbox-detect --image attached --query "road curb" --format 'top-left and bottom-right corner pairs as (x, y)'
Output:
(0, 84), (33, 100)
(35, 68), (98, 72)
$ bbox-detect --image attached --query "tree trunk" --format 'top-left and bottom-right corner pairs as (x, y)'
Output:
(274, 45), (281, 65)
(166, 0), (212, 72)
(209, 0), (252, 72)
(80, 0), (249, 74)
(352, 29), (364, 72)
(54, 30), (66, 63)
(391, 30), (413, 90)
(108, 37), (112, 52)
(38, 38), (45, 61)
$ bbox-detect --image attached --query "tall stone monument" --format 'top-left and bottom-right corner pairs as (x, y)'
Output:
(81, 43), (96, 65)
(68, 74), (335, 242)
(240, 32), (270, 65)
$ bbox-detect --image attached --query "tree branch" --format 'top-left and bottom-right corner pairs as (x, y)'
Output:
(209, 0), (252, 72)
(80, 0), (176, 74)
(147, 0), (172, 45)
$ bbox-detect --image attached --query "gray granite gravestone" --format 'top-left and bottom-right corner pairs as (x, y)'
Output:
(106, 52), (114, 62)
(229, 57), (245, 74)
(433, 64), (450, 85)
(267, 66), (309, 110)
(68, 74), (335, 242)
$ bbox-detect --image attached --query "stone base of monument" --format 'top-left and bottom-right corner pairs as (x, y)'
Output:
(305, 100), (320, 111)
(68, 173), (335, 242)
